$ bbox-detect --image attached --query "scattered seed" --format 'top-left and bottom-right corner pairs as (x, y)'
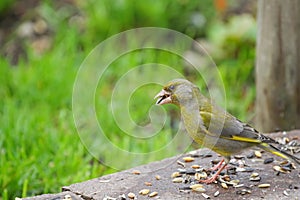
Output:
(201, 193), (210, 199)
(191, 164), (201, 169)
(236, 189), (252, 195)
(221, 182), (228, 189)
(280, 160), (289, 165)
(250, 172), (259, 178)
(250, 176), (261, 181)
(264, 157), (274, 164)
(139, 189), (150, 195)
(234, 155), (245, 159)
(247, 152), (255, 159)
(195, 172), (207, 180)
(255, 151), (262, 158)
(155, 175), (161, 180)
(144, 182), (152, 186)
(148, 191), (158, 197)
(229, 179), (240, 186)
(128, 192), (135, 199)
(177, 168), (187, 173)
(214, 191), (220, 197)
(190, 184), (204, 189)
(188, 150), (198, 156)
(103, 195), (117, 200)
(171, 171), (181, 178)
(172, 177), (184, 183)
(234, 184), (245, 188)
(185, 169), (197, 175)
(258, 183), (270, 188)
(183, 156), (195, 162)
(236, 167), (254, 172)
(222, 175), (231, 182)
(273, 165), (290, 173)
(132, 170), (141, 175)
(283, 190), (289, 196)
(177, 160), (186, 167)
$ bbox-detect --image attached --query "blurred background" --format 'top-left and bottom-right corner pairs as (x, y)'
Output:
(0, 0), (257, 198)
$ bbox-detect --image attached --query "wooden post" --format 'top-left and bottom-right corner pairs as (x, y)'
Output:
(255, 0), (300, 132)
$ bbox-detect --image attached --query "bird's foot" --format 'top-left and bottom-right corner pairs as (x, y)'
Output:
(200, 162), (228, 184)
(198, 175), (219, 184)
(210, 158), (225, 171)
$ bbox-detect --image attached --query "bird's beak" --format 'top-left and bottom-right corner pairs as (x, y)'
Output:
(154, 89), (172, 105)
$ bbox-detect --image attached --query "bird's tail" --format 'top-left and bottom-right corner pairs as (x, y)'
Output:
(259, 143), (300, 165)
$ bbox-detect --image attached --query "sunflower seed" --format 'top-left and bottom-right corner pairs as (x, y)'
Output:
(148, 192), (158, 197)
(177, 160), (186, 167)
(273, 166), (290, 173)
(258, 183), (270, 188)
(247, 152), (255, 159)
(155, 175), (161, 180)
(139, 189), (150, 195)
(264, 157), (274, 164)
(283, 190), (289, 196)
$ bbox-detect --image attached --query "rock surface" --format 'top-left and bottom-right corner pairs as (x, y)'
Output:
(23, 130), (300, 200)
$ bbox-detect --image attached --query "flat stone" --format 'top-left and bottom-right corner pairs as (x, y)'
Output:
(24, 130), (300, 200)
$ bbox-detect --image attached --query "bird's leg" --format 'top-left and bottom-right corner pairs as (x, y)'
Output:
(199, 162), (228, 184)
(210, 158), (225, 171)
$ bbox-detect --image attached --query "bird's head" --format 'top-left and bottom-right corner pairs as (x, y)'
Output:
(154, 79), (198, 107)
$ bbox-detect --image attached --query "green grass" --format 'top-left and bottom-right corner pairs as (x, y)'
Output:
(0, 1), (256, 199)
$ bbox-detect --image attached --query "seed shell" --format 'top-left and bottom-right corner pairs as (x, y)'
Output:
(214, 191), (220, 197)
(128, 192), (135, 199)
(144, 182), (152, 186)
(258, 183), (270, 188)
(132, 170), (141, 175)
(221, 182), (228, 189)
(201, 193), (210, 199)
(148, 191), (158, 197)
(255, 151), (262, 158)
(171, 172), (181, 178)
(139, 189), (150, 195)
(155, 175), (161, 180)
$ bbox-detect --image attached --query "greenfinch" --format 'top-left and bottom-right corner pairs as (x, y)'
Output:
(154, 79), (300, 183)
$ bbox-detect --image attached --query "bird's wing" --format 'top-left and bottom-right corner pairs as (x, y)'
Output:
(199, 111), (276, 144)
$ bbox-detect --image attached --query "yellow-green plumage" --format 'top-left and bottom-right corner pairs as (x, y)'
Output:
(155, 79), (300, 166)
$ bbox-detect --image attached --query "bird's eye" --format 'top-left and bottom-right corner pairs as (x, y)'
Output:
(169, 85), (175, 90)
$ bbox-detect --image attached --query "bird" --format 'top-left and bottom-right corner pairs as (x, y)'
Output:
(154, 78), (300, 184)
